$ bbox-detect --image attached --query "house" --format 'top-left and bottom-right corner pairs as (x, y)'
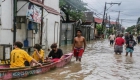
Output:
(94, 17), (103, 36)
(59, 12), (94, 46)
(94, 17), (119, 37)
(0, 0), (60, 60)
(81, 12), (94, 40)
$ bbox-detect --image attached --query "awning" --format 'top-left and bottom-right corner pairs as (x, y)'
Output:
(29, 0), (60, 15)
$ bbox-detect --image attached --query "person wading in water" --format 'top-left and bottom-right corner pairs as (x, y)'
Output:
(72, 30), (86, 62)
(114, 34), (125, 55)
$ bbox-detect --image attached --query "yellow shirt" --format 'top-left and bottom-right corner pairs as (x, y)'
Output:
(32, 49), (44, 62)
(10, 48), (33, 68)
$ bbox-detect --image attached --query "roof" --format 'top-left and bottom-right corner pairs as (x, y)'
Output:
(110, 21), (119, 25)
(29, 0), (60, 15)
(94, 18), (103, 24)
(94, 17), (119, 25)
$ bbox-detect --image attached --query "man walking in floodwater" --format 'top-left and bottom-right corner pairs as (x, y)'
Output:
(114, 34), (125, 55)
(72, 30), (86, 62)
(109, 33), (116, 45)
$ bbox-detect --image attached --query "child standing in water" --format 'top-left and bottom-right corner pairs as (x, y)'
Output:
(126, 35), (137, 57)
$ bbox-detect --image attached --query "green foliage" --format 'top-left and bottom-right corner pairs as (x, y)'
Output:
(137, 17), (140, 24)
(59, 0), (66, 7)
(60, 0), (88, 21)
(125, 25), (135, 33)
(96, 24), (102, 31)
(69, 11), (85, 20)
(106, 28), (113, 34)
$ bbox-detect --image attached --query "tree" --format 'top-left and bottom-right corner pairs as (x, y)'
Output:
(125, 25), (135, 33)
(137, 17), (140, 24)
(136, 17), (140, 34)
(96, 24), (103, 35)
(107, 28), (113, 34)
(60, 0), (87, 22)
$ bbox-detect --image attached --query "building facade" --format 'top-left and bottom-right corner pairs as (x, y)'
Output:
(0, 0), (60, 59)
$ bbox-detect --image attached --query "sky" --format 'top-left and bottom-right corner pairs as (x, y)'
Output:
(83, 0), (140, 28)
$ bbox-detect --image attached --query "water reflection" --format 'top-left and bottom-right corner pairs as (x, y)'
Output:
(114, 54), (123, 63)
(125, 57), (134, 64)
(14, 40), (140, 80)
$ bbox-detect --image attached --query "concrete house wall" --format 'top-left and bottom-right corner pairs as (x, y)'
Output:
(0, 0), (60, 56)
(0, 0), (13, 44)
(42, 0), (60, 50)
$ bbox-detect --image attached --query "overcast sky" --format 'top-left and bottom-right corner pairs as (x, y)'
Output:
(83, 0), (140, 28)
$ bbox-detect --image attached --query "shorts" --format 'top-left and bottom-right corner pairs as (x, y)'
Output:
(74, 48), (84, 58)
(126, 48), (134, 53)
(110, 40), (114, 44)
(114, 45), (123, 53)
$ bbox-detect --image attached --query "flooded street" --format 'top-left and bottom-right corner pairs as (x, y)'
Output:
(21, 40), (140, 80)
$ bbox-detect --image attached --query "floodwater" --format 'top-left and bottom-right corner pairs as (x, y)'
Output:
(17, 39), (140, 80)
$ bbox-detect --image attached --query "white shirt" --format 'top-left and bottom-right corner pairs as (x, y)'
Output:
(109, 35), (115, 40)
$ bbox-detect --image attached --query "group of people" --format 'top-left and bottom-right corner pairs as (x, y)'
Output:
(10, 42), (64, 68)
(10, 30), (138, 68)
(109, 32), (137, 57)
(10, 30), (86, 68)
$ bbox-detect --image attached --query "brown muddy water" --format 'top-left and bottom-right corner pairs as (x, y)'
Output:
(15, 40), (140, 80)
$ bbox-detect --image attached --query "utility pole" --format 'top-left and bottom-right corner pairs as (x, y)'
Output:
(102, 2), (121, 33)
(120, 19), (123, 33)
(109, 15), (110, 35)
(106, 13), (108, 24)
(13, 0), (17, 43)
(118, 11), (120, 31)
(104, 13), (108, 37)
(102, 2), (106, 31)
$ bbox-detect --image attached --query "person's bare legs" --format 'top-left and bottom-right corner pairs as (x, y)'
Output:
(130, 53), (132, 57)
(76, 57), (78, 61)
(126, 52), (128, 56)
(79, 58), (81, 62)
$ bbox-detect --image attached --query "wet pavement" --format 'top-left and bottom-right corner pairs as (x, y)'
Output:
(19, 39), (140, 80)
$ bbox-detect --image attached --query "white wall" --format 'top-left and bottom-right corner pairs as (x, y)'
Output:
(42, 0), (60, 49)
(17, 1), (28, 16)
(16, 23), (26, 43)
(17, 1), (41, 46)
(0, 0), (60, 47)
(0, 0), (13, 44)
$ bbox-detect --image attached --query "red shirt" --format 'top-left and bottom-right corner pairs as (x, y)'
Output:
(115, 37), (125, 46)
